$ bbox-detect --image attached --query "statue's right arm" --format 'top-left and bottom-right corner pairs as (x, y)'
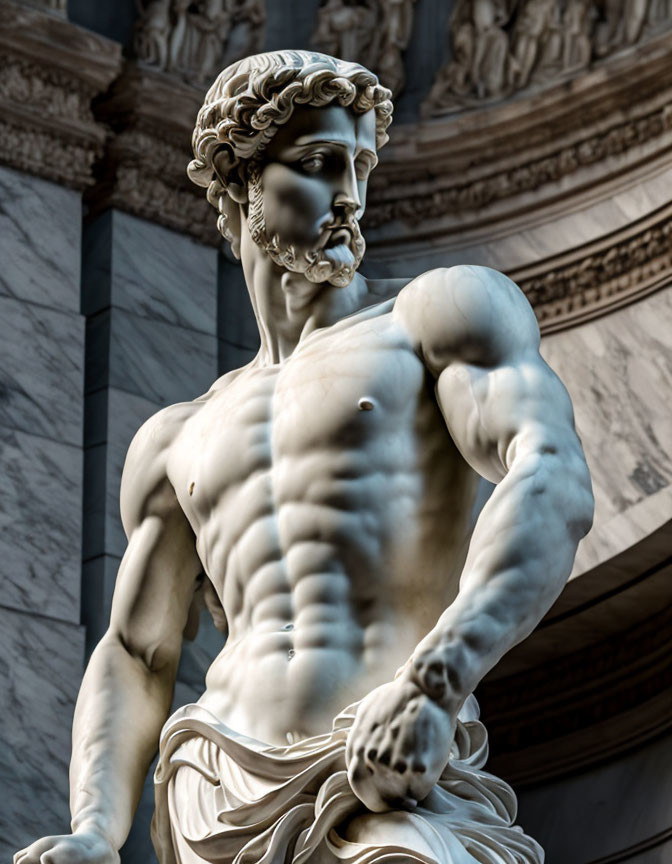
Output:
(15, 408), (203, 864)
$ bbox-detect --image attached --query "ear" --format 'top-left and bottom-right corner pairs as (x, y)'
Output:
(217, 194), (242, 259)
(213, 146), (248, 204)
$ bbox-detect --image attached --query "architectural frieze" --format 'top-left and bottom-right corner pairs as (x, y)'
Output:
(0, 1), (121, 190)
(424, 0), (672, 116)
(514, 204), (672, 331)
(134, 0), (266, 87)
(311, 0), (418, 96)
(365, 101), (672, 230)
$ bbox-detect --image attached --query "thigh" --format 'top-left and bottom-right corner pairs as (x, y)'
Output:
(343, 811), (479, 864)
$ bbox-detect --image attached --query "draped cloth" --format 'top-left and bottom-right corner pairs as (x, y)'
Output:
(152, 700), (543, 864)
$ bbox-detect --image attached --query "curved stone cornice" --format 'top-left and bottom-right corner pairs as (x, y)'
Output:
(0, 0), (121, 190)
(479, 519), (672, 786)
(364, 31), (672, 247)
(512, 202), (672, 333)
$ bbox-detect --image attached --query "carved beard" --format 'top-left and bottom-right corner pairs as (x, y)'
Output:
(245, 166), (366, 289)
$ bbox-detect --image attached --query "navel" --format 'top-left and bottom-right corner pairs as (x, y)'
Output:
(358, 397), (375, 411)
(189, 481), (195, 496)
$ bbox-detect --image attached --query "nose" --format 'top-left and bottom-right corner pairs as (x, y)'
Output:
(333, 161), (363, 219)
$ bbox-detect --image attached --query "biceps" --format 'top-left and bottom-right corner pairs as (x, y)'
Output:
(109, 509), (201, 672)
(436, 355), (579, 484)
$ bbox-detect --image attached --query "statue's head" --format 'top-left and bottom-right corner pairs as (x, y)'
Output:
(189, 50), (393, 287)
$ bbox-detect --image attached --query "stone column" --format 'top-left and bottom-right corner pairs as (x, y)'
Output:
(80, 208), (223, 863)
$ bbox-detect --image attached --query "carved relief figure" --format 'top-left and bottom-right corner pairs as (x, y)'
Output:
(563, 0), (593, 71)
(134, 0), (172, 69)
(15, 51), (593, 864)
(511, 0), (559, 87)
(135, 0), (266, 85)
(311, 0), (418, 95)
(424, 0), (670, 115)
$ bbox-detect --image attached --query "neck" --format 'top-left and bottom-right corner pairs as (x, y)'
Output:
(239, 222), (369, 365)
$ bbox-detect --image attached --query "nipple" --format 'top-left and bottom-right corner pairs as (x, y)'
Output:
(358, 397), (375, 411)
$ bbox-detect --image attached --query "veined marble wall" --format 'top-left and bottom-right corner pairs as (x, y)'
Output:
(0, 165), (86, 859)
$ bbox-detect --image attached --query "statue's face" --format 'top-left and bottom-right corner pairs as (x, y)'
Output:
(246, 103), (377, 287)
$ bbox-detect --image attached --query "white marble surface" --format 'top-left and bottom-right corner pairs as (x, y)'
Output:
(0, 428), (82, 623)
(0, 165), (81, 313)
(0, 605), (85, 861)
(540, 286), (672, 577)
(0, 296), (84, 447)
(85, 309), (218, 406)
(515, 726), (672, 863)
(82, 211), (218, 335)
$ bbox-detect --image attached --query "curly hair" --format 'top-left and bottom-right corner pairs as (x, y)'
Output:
(188, 50), (393, 244)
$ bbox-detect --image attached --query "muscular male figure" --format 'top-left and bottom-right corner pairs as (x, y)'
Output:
(16, 51), (593, 864)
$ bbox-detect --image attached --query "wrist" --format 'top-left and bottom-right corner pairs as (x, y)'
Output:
(405, 645), (466, 713)
(72, 817), (116, 848)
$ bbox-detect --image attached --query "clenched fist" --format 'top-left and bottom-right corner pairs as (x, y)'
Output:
(14, 830), (119, 864)
(345, 676), (456, 812)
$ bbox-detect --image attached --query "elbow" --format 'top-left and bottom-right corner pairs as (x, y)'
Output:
(570, 470), (594, 541)
(106, 627), (178, 677)
(518, 446), (594, 541)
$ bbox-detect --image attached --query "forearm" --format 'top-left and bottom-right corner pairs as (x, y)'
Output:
(405, 449), (593, 712)
(69, 631), (176, 850)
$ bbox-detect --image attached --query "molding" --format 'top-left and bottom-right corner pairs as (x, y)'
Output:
(365, 99), (672, 233)
(512, 202), (672, 333)
(0, 0), (122, 190)
(365, 32), (672, 243)
(587, 826), (672, 863)
(88, 61), (220, 246)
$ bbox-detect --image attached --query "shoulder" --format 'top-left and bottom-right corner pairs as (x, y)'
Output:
(393, 265), (539, 375)
(119, 400), (199, 537)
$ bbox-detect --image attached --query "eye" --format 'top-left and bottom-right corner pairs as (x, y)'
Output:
(301, 153), (326, 174)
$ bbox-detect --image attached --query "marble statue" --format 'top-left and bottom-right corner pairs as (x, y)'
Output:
(14, 50), (594, 864)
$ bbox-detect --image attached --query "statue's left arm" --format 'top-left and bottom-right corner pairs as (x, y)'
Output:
(398, 264), (594, 704)
(346, 264), (593, 811)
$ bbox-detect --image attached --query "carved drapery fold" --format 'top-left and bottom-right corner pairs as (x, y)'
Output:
(311, 0), (418, 96)
(424, 0), (672, 116)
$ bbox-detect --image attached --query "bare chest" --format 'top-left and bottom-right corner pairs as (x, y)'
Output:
(172, 313), (434, 509)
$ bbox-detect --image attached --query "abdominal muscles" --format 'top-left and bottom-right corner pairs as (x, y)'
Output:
(196, 455), (447, 745)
